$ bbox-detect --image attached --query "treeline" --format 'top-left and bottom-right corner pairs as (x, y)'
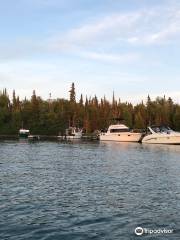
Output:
(0, 83), (180, 135)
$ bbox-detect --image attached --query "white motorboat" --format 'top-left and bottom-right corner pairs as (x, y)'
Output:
(28, 135), (40, 141)
(58, 127), (82, 140)
(142, 126), (180, 144)
(99, 124), (142, 142)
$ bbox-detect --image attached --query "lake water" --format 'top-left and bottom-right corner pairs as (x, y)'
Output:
(1, 140), (180, 240)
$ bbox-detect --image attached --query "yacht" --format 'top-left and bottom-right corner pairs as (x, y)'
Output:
(142, 126), (180, 144)
(100, 124), (142, 142)
(58, 127), (82, 140)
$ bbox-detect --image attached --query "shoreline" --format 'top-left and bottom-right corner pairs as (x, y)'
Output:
(0, 135), (99, 141)
(0, 135), (58, 141)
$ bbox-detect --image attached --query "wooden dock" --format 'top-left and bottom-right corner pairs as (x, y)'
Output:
(0, 134), (99, 141)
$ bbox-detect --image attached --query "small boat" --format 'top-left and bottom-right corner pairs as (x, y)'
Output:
(100, 124), (142, 142)
(19, 129), (30, 138)
(142, 125), (180, 144)
(58, 127), (82, 140)
(28, 135), (40, 141)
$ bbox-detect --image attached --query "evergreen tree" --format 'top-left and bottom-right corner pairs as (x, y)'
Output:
(69, 82), (76, 102)
(0, 86), (180, 135)
(79, 94), (83, 105)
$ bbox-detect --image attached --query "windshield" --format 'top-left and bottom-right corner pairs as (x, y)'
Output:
(151, 126), (171, 133)
(110, 128), (129, 133)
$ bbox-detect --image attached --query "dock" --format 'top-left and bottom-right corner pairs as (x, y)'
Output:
(0, 134), (99, 142)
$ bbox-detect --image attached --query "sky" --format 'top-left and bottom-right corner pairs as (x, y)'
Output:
(0, 0), (180, 103)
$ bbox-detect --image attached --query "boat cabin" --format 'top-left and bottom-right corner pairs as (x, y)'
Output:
(107, 124), (130, 133)
(65, 127), (82, 136)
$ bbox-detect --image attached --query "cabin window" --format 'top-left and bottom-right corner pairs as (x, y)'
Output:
(110, 129), (129, 133)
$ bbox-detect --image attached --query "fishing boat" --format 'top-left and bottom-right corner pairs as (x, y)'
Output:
(58, 127), (82, 140)
(100, 124), (142, 142)
(19, 129), (30, 138)
(142, 125), (180, 144)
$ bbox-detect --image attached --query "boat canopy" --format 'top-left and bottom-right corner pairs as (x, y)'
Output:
(19, 129), (30, 133)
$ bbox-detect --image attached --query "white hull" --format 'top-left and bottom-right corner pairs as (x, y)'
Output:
(57, 135), (82, 140)
(100, 133), (142, 142)
(66, 135), (81, 140)
(142, 134), (180, 144)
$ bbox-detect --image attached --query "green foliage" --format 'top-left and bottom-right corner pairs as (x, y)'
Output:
(173, 106), (180, 131)
(0, 84), (180, 135)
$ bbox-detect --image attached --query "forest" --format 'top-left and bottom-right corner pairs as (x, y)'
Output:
(0, 83), (180, 135)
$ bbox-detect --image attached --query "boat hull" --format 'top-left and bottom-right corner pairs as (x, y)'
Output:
(19, 133), (29, 138)
(28, 135), (40, 140)
(142, 135), (180, 144)
(66, 135), (81, 140)
(57, 135), (81, 140)
(100, 133), (142, 142)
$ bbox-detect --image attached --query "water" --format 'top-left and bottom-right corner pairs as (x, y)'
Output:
(1, 141), (180, 240)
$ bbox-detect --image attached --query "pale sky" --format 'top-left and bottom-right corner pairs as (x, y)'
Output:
(0, 0), (180, 103)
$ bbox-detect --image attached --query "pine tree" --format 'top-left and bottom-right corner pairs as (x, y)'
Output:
(69, 82), (76, 102)
(79, 94), (83, 105)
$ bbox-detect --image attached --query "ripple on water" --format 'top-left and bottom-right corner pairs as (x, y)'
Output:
(0, 141), (180, 240)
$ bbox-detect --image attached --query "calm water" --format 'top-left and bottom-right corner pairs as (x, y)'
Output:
(1, 141), (180, 240)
